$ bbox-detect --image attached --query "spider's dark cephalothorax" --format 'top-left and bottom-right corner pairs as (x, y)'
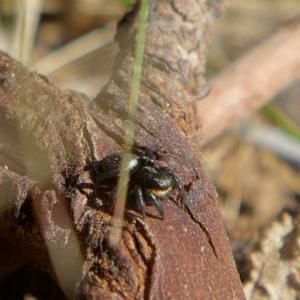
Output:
(93, 150), (184, 218)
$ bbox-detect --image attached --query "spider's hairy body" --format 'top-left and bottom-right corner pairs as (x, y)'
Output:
(94, 150), (184, 218)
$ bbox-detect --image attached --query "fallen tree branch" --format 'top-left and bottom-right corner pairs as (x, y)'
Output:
(0, 0), (245, 299)
(197, 16), (300, 146)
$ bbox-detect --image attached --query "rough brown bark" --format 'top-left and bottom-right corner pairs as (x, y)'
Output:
(0, 0), (245, 299)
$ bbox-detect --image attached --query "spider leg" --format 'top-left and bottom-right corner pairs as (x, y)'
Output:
(98, 170), (120, 181)
(133, 185), (146, 218)
(172, 175), (185, 208)
(144, 189), (164, 219)
(109, 186), (117, 204)
(76, 182), (95, 198)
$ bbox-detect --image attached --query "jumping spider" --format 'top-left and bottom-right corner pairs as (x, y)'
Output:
(93, 149), (184, 218)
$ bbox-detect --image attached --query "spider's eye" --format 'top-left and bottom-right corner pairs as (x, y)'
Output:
(141, 149), (155, 166)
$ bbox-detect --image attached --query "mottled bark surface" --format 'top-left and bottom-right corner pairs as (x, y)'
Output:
(0, 0), (245, 299)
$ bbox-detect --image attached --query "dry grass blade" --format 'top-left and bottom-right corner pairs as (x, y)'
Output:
(33, 22), (116, 75)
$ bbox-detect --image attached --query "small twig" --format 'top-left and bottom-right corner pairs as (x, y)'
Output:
(197, 16), (300, 146)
